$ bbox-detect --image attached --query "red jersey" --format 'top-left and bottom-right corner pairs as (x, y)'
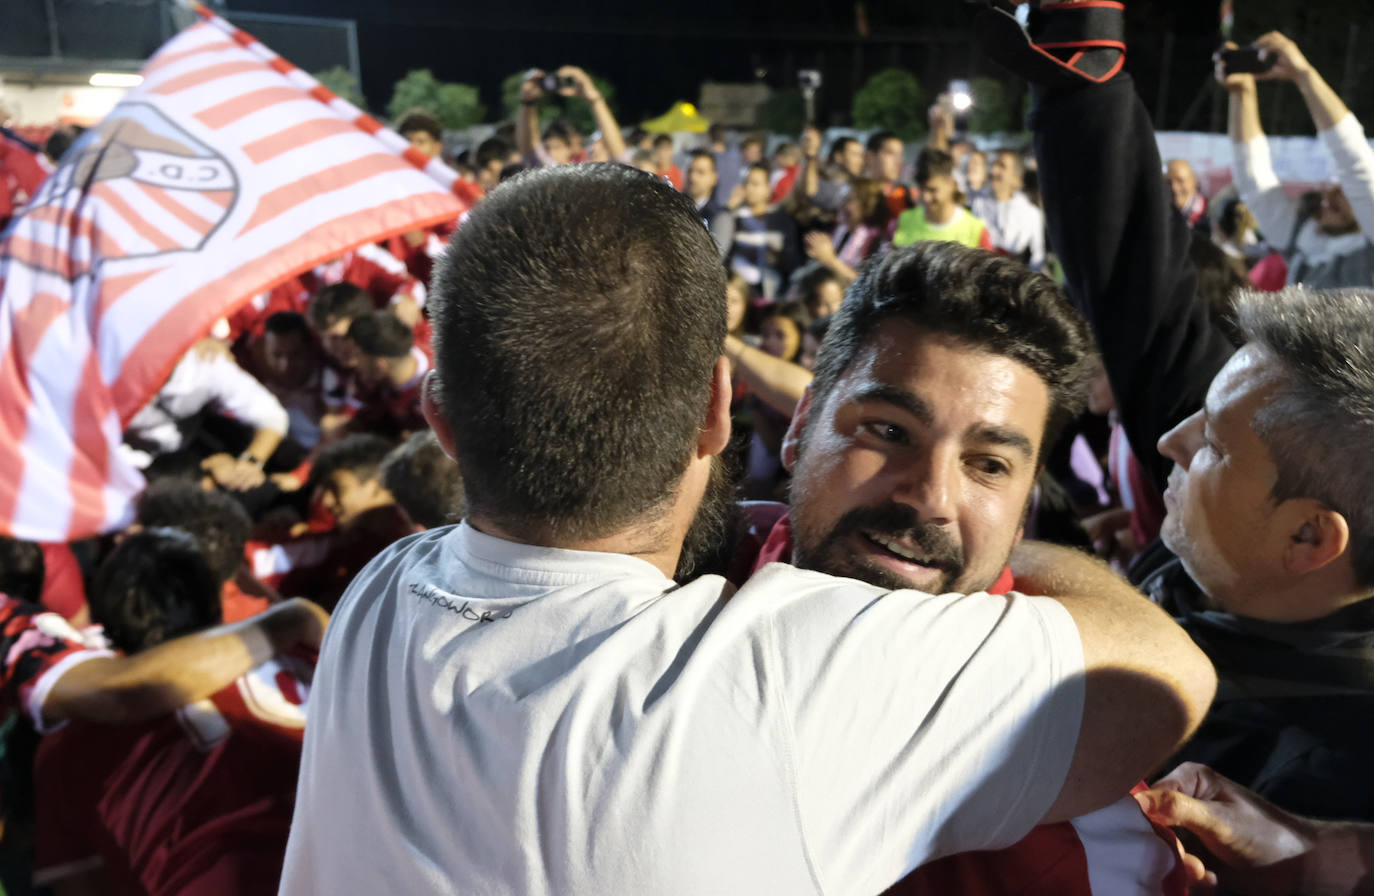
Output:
(656, 164), (684, 191)
(33, 654), (312, 895)
(0, 592), (109, 731)
(335, 344), (431, 438)
(302, 243), (425, 310)
(885, 182), (917, 220)
(247, 504), (414, 610)
(737, 508), (1188, 896)
(223, 277), (311, 345)
(770, 163), (800, 203)
(384, 217), (458, 286)
(38, 542), (88, 619)
(0, 130), (51, 228)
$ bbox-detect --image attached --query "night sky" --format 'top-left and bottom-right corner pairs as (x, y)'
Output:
(222, 0), (1241, 130)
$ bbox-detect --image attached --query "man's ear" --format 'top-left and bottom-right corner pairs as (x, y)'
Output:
(421, 371), (459, 461)
(780, 387), (815, 473)
(1279, 499), (1351, 576)
(699, 356), (733, 459)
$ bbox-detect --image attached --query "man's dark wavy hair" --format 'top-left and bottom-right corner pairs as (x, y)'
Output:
(90, 529), (221, 654)
(428, 163), (726, 541)
(805, 241), (1095, 463)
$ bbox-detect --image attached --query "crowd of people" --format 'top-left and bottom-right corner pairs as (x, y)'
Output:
(1, 2), (1374, 893)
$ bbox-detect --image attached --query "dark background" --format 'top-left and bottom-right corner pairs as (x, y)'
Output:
(146, 0), (1374, 134)
(6, 0), (1370, 133)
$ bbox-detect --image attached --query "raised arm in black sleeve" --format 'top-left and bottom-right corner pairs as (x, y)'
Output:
(1031, 74), (1236, 493)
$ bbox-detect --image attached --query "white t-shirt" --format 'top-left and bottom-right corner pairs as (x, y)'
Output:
(281, 523), (1084, 896)
(122, 349), (288, 464)
(970, 191), (1046, 271)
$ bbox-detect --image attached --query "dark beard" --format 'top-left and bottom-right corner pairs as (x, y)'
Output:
(674, 453), (739, 580)
(793, 501), (965, 593)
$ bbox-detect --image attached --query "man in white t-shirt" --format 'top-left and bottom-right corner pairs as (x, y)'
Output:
(280, 163), (1215, 895)
(970, 149), (1047, 270)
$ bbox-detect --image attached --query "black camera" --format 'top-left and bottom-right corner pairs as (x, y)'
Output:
(539, 73), (576, 94)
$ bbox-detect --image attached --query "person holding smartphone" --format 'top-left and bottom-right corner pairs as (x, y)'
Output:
(1221, 31), (1374, 289)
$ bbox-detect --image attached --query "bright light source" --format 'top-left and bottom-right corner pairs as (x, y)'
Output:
(951, 92), (973, 112)
(89, 72), (143, 88)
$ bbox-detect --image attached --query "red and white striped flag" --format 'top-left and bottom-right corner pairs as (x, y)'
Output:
(0, 4), (471, 542)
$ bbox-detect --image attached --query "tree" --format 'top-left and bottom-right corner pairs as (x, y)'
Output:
(500, 70), (618, 135)
(852, 68), (927, 142)
(967, 77), (1015, 134)
(762, 88), (805, 136)
(387, 69), (486, 130)
(313, 66), (366, 110)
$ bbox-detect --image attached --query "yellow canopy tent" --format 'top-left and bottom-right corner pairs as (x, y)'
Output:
(641, 101), (710, 134)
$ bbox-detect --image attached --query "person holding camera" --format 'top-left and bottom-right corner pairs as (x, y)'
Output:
(516, 66), (625, 169)
(1222, 31), (1374, 289)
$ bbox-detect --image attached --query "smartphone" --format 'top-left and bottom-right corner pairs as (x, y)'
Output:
(1218, 47), (1275, 75)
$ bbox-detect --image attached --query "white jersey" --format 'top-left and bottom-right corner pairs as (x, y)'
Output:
(281, 522), (1084, 896)
(122, 348), (287, 463)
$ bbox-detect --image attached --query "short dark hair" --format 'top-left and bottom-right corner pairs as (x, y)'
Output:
(1237, 287), (1374, 587)
(429, 163), (725, 541)
(994, 147), (1025, 178)
(1188, 231), (1248, 347)
(396, 109), (442, 142)
(915, 148), (956, 184)
(865, 130), (900, 154)
(807, 315), (832, 343)
(806, 242), (1095, 463)
(828, 136), (859, 163)
(542, 119), (574, 145)
(761, 301), (812, 364)
(740, 134), (765, 152)
(347, 310), (413, 360)
(264, 310), (311, 339)
(381, 431), (465, 529)
(745, 161), (771, 181)
(135, 481), (252, 585)
(687, 148), (716, 170)
(90, 529), (222, 654)
(476, 136), (512, 170)
(44, 125), (82, 163)
(0, 537), (44, 604)
(797, 265), (844, 318)
(653, 134), (673, 150)
(308, 282), (373, 331)
(308, 434), (394, 494)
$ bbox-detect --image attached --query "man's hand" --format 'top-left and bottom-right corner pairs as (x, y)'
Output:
(929, 97), (956, 135)
(804, 231), (839, 266)
(391, 295), (422, 327)
(520, 69), (546, 104)
(202, 452), (266, 492)
(1253, 31), (1314, 83)
(557, 66), (601, 103)
(190, 337), (232, 362)
(1215, 42), (1259, 94)
(1134, 763), (1317, 896)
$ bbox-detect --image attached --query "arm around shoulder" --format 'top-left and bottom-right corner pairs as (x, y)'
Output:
(1009, 541), (1217, 823)
(41, 598), (328, 726)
